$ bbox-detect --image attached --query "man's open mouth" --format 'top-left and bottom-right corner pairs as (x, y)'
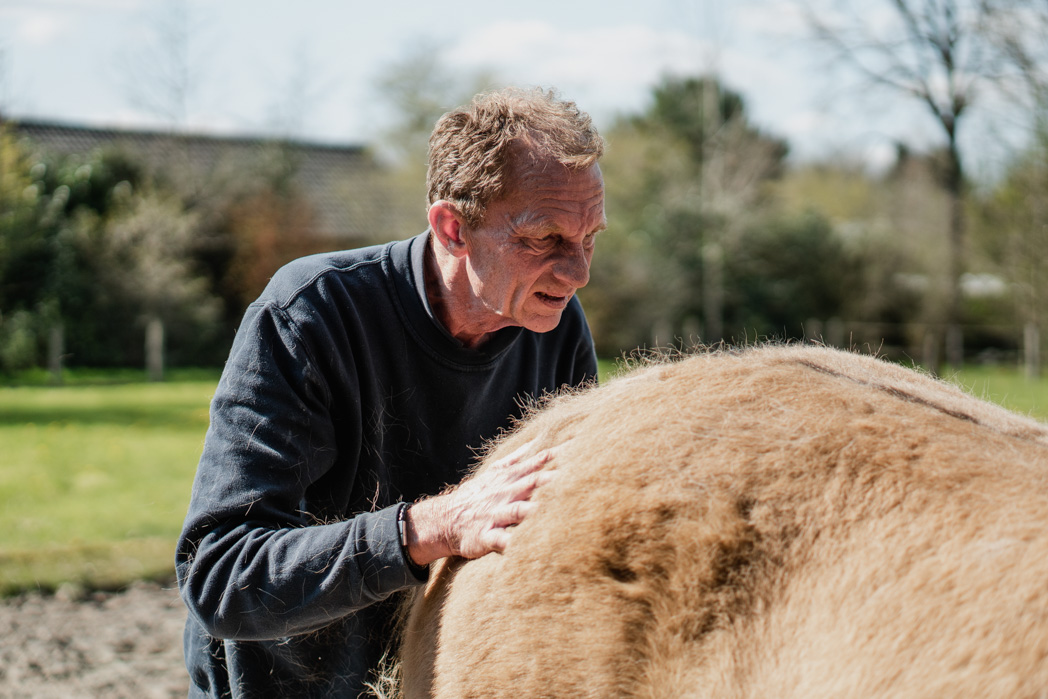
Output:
(535, 292), (570, 307)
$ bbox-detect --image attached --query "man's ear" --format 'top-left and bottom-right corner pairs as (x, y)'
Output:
(428, 201), (468, 258)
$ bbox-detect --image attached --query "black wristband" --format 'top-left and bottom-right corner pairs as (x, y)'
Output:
(397, 502), (410, 548)
(397, 502), (429, 580)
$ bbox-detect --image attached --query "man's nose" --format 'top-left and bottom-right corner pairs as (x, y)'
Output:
(552, 244), (591, 288)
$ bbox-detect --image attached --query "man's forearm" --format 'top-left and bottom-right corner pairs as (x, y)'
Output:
(178, 506), (420, 640)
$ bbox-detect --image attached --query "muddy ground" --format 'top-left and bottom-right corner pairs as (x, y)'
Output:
(0, 581), (189, 698)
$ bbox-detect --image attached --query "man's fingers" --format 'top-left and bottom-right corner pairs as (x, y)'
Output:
(479, 527), (511, 555)
(496, 499), (537, 527)
(509, 467), (557, 502)
(450, 441), (564, 559)
(491, 439), (558, 469)
(476, 502), (533, 556)
(532, 468), (556, 489)
(483, 464), (557, 510)
(493, 446), (558, 482)
(491, 440), (538, 468)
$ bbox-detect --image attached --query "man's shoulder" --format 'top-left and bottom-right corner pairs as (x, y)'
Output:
(260, 241), (396, 310)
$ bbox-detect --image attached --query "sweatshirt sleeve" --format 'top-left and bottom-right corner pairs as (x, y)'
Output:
(176, 300), (425, 642)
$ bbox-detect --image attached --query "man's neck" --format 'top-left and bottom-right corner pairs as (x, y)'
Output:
(423, 235), (504, 349)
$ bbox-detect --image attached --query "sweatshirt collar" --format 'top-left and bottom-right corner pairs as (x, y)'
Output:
(389, 231), (523, 366)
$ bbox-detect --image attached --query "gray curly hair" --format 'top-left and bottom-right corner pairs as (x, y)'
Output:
(426, 87), (605, 228)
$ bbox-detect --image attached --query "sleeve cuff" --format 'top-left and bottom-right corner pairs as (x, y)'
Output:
(397, 502), (431, 582)
(356, 505), (429, 597)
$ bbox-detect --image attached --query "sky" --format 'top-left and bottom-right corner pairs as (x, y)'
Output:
(0, 0), (1030, 176)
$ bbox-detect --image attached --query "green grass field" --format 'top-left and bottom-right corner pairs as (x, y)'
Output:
(0, 361), (1045, 596)
(945, 365), (1048, 421)
(0, 370), (218, 595)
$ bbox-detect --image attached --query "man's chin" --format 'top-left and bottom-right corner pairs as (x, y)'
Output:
(528, 316), (566, 334)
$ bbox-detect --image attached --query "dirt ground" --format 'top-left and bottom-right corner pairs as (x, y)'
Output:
(0, 580), (189, 698)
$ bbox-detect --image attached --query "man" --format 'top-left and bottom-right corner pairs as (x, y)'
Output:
(176, 87), (606, 697)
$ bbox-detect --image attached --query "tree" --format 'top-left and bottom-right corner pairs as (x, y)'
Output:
(974, 128), (1048, 375)
(588, 75), (787, 353)
(372, 44), (498, 239)
(96, 189), (221, 368)
(723, 211), (857, 342)
(118, 0), (210, 128)
(0, 130), (228, 372)
(222, 154), (322, 308)
(0, 125), (44, 371)
(978, 0), (1048, 375)
(263, 43), (334, 141)
(980, 0), (1048, 111)
(0, 136), (148, 372)
(798, 0), (1046, 370)
(769, 151), (984, 360)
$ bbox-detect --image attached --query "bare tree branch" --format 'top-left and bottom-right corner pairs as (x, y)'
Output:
(796, 0), (1046, 370)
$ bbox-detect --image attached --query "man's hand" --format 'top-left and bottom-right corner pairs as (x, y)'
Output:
(404, 442), (556, 566)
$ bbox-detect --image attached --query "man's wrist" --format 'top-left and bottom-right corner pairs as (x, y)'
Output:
(402, 496), (455, 566)
(397, 502), (430, 577)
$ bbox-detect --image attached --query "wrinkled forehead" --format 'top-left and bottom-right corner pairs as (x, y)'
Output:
(502, 143), (604, 199)
(501, 169), (606, 239)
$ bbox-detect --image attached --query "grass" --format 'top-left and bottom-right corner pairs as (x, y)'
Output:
(0, 360), (1044, 597)
(0, 372), (218, 595)
(946, 364), (1048, 421)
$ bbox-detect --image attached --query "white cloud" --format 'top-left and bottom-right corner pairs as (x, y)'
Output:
(780, 109), (828, 139)
(444, 21), (720, 123)
(66, 0), (141, 7)
(734, 0), (807, 39)
(0, 0), (144, 47)
(11, 10), (69, 45)
(437, 17), (890, 162)
(10, 0), (142, 10)
(862, 141), (900, 174)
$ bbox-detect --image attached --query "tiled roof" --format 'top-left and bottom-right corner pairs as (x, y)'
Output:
(7, 119), (389, 240)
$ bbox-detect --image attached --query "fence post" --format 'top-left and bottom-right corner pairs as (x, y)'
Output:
(946, 324), (964, 369)
(1025, 322), (1041, 380)
(146, 316), (164, 382)
(47, 323), (63, 385)
(805, 318), (823, 344)
(825, 317), (845, 348)
(651, 318), (673, 350)
(922, 328), (940, 376)
(702, 243), (723, 343)
(681, 315), (702, 349)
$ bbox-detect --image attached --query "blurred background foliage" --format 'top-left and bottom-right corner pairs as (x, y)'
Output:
(1, 0), (1047, 378)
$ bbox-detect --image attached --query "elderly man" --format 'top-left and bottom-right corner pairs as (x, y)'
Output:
(176, 87), (606, 697)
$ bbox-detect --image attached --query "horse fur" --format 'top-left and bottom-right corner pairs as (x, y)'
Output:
(399, 345), (1048, 698)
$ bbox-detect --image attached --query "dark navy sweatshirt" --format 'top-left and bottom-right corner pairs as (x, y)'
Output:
(176, 231), (597, 697)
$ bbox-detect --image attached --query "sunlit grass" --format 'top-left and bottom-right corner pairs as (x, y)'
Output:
(948, 365), (1048, 421)
(0, 375), (217, 595)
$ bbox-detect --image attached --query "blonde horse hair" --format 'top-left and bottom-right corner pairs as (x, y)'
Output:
(400, 345), (1048, 698)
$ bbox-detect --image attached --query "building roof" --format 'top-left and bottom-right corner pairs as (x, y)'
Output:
(6, 118), (389, 241)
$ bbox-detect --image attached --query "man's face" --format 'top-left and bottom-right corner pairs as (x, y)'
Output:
(461, 156), (606, 335)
